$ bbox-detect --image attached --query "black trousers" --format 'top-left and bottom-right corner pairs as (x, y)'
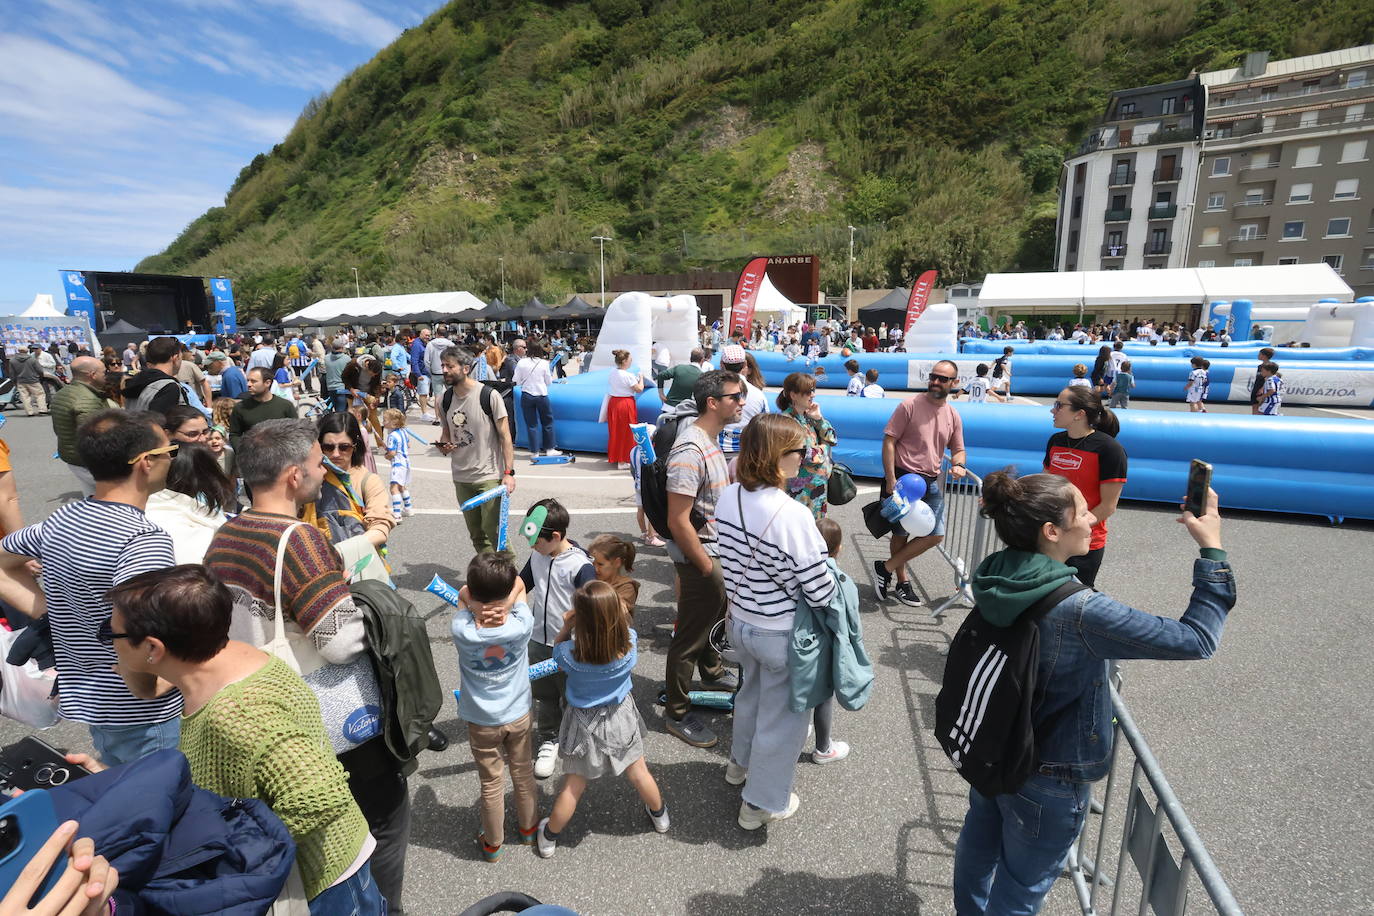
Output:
(339, 737), (411, 911)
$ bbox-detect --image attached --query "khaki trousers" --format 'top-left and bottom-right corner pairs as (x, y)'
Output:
(467, 712), (538, 847)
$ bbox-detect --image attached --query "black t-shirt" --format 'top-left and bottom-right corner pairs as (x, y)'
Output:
(1043, 431), (1128, 551)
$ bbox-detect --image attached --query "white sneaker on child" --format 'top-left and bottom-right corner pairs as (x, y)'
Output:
(402, 507), (414, 517)
(812, 740), (850, 765)
(535, 817), (556, 858)
(645, 803), (670, 833)
(534, 741), (558, 779)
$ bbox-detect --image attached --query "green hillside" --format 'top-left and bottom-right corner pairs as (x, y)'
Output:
(137, 0), (1374, 318)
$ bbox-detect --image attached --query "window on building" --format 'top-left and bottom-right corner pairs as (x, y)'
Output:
(1233, 258), (1254, 267)
(1106, 230), (1124, 248)
(1119, 101), (1137, 116)
(1349, 70), (1369, 90)
(1112, 160), (1131, 183)
(1201, 227), (1221, 246)
(1347, 104), (1366, 124)
(1069, 229), (1079, 251)
(1277, 257), (1300, 265)
(1361, 249), (1374, 269)
(1237, 223), (1262, 240)
(1075, 162), (1087, 182)
(1110, 193), (1127, 210)
(1295, 145), (1321, 167)
(1214, 95), (1231, 107)
(1206, 192), (1225, 210)
(1260, 87), (1277, 101)
(1183, 95), (1194, 111)
(1072, 196), (1083, 218)
(1158, 153), (1177, 180)
(1211, 156), (1231, 176)
(1283, 220), (1305, 239)
(1334, 178), (1360, 200)
(1289, 182), (1313, 203)
(1214, 122), (1234, 138)
(1326, 217), (1352, 237)
(1262, 115), (1277, 133)
(1150, 228), (1168, 252)
(1302, 79), (1321, 95)
(1162, 97), (1177, 115)
(1340, 139), (1368, 162)
(1197, 259), (1217, 268)
(1244, 188), (1265, 205)
(1155, 190), (1173, 206)
(1323, 254), (1344, 272)
(1251, 150), (1271, 168)
(1300, 109), (1320, 128)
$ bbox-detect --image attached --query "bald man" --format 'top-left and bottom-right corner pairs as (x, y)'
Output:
(49, 356), (109, 496)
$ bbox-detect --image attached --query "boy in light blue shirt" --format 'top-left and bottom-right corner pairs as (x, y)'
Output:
(451, 552), (539, 861)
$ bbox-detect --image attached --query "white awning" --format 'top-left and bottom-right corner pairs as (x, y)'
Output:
(1194, 263), (1353, 304)
(1081, 268), (1204, 306)
(977, 272), (1085, 308)
(283, 291), (486, 324)
(979, 264), (1352, 310)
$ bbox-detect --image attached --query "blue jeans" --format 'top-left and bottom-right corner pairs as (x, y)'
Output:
(952, 773), (1092, 915)
(88, 717), (181, 767)
(520, 393), (556, 454)
(309, 862), (387, 915)
(728, 619), (810, 813)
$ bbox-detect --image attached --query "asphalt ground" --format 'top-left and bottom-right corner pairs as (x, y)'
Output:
(0, 400), (1370, 915)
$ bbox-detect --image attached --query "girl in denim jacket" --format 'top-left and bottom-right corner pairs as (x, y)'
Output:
(952, 471), (1234, 915)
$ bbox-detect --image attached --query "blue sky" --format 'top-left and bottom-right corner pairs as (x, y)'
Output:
(0, 0), (439, 313)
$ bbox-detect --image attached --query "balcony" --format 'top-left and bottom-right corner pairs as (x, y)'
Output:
(1233, 197), (1273, 210)
(1153, 169), (1182, 183)
(1144, 241), (1173, 257)
(1209, 81), (1374, 116)
(1148, 204), (1178, 220)
(1107, 170), (1136, 188)
(1238, 162), (1281, 182)
(1101, 244), (1128, 258)
(1104, 208), (1132, 222)
(1227, 234), (1267, 254)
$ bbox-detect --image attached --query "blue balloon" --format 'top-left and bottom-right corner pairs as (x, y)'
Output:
(895, 473), (927, 503)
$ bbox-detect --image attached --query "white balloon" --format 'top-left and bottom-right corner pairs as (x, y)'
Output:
(900, 499), (937, 538)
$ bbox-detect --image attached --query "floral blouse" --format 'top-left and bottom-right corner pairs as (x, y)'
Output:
(781, 405), (837, 518)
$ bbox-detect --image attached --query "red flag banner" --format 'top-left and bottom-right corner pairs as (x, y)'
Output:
(729, 257), (769, 339)
(903, 269), (938, 335)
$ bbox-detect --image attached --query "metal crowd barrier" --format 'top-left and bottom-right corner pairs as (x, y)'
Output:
(1066, 684), (1244, 916)
(928, 459), (1004, 619)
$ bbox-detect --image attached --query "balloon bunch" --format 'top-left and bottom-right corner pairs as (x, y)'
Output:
(880, 473), (937, 537)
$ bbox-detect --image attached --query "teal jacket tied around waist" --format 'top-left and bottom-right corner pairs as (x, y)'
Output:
(788, 559), (873, 713)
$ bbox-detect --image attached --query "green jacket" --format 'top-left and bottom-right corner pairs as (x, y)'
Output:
(228, 395), (297, 451)
(49, 380), (106, 465)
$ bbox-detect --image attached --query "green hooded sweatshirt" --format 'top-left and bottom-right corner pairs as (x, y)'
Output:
(970, 549), (1077, 627)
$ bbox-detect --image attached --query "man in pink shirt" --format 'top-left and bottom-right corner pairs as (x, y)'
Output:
(873, 359), (969, 607)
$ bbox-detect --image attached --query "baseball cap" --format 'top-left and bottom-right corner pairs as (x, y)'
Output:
(721, 344), (746, 365)
(207, 351), (227, 361)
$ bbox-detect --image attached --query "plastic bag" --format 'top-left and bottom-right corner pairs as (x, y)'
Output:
(0, 627), (59, 728)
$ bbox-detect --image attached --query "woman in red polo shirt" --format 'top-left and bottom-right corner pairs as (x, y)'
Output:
(1043, 386), (1127, 588)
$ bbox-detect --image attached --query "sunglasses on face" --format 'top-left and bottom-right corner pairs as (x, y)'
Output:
(929, 373), (956, 383)
(97, 619), (132, 645)
(718, 391), (746, 402)
(322, 442), (355, 453)
(783, 447), (807, 458)
(128, 443), (178, 464)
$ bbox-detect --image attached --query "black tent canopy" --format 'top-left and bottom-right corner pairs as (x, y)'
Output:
(857, 289), (908, 329)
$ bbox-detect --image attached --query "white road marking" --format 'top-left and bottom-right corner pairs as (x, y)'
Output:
(408, 466), (626, 480)
(1310, 406), (1374, 421)
(409, 507), (639, 515)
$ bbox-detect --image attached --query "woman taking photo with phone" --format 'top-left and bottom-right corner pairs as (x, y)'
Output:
(1043, 386), (1126, 588)
(952, 471), (1234, 914)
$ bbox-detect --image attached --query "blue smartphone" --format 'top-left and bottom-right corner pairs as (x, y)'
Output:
(0, 790), (64, 903)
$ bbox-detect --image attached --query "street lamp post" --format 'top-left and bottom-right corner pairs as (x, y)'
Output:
(351, 267), (360, 299)
(592, 235), (612, 307)
(499, 257), (506, 304)
(846, 225), (856, 320)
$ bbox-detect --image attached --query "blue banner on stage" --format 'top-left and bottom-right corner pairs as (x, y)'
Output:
(210, 277), (238, 334)
(60, 271), (96, 330)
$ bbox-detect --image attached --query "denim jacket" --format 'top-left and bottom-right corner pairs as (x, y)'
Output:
(1033, 556), (1235, 782)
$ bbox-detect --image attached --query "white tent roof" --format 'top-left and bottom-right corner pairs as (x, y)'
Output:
(21, 294), (65, 319)
(751, 273), (805, 323)
(978, 264), (1352, 309)
(284, 291), (486, 324)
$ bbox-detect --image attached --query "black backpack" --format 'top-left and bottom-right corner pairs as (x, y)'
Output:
(442, 382), (516, 443)
(639, 415), (706, 542)
(934, 582), (1088, 796)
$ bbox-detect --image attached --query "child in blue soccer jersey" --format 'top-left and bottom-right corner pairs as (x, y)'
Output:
(382, 408), (414, 518)
(1258, 361), (1284, 415)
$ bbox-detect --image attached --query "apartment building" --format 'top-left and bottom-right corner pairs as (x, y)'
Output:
(1188, 46), (1374, 297)
(1056, 78), (1206, 272)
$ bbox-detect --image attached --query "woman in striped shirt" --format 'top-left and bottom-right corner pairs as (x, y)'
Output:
(715, 414), (837, 831)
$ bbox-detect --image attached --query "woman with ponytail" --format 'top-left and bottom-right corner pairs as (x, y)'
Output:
(1043, 386), (1125, 587)
(954, 470), (1234, 914)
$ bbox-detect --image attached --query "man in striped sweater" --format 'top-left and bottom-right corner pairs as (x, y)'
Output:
(0, 409), (182, 764)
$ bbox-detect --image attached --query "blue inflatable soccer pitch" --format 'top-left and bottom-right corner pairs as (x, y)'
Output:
(529, 371), (1374, 522)
(958, 338), (1374, 362)
(741, 349), (1374, 407)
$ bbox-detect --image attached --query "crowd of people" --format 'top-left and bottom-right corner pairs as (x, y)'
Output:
(0, 314), (1242, 916)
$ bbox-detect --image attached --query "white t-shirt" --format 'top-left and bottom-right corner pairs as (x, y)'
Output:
(861, 383), (885, 398)
(1068, 377), (1091, 388)
(513, 357), (552, 396)
(608, 368), (641, 397)
(965, 376), (991, 402)
(1109, 350), (1128, 372)
(846, 375), (864, 396)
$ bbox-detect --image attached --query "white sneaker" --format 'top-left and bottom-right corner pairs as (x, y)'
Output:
(535, 817), (556, 858)
(617, 462), (632, 470)
(544, 448), (564, 458)
(724, 760), (748, 786)
(737, 793), (800, 830)
(534, 741), (558, 779)
(402, 506), (414, 517)
(645, 803), (670, 833)
(812, 740), (850, 765)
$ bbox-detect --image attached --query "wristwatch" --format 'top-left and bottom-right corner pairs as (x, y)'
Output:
(504, 468), (515, 476)
(952, 462), (967, 469)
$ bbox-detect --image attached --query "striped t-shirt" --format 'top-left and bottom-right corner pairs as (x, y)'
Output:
(714, 484), (836, 630)
(2, 499), (182, 726)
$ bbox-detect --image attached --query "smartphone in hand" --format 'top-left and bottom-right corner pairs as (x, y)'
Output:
(0, 790), (63, 900)
(1185, 459), (1213, 518)
(0, 736), (91, 794)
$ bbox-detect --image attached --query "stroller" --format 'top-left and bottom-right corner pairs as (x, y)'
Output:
(0, 377), (16, 411)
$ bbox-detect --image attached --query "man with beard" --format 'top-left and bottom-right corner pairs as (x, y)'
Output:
(872, 359), (969, 608)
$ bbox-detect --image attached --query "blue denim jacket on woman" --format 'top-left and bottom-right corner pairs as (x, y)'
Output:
(1032, 555), (1235, 782)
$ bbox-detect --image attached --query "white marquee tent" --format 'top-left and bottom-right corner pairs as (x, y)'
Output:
(979, 264), (1352, 314)
(21, 294), (66, 319)
(751, 273), (806, 326)
(283, 291), (486, 325)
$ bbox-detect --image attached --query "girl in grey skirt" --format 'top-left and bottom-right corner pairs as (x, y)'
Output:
(535, 581), (669, 857)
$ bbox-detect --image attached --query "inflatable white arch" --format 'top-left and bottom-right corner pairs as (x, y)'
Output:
(589, 292), (700, 372)
(901, 301), (959, 353)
